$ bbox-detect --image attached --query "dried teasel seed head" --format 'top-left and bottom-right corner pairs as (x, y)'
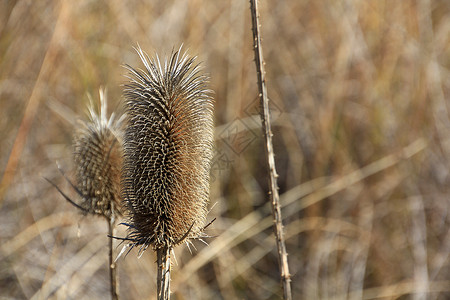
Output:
(122, 46), (214, 251)
(73, 88), (125, 219)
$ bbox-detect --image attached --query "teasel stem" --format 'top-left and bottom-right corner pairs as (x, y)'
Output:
(249, 1), (292, 299)
(157, 247), (171, 300)
(109, 205), (119, 300)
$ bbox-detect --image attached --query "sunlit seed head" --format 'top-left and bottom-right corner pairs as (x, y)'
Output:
(122, 46), (214, 250)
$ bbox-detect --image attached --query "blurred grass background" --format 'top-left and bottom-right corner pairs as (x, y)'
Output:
(1, 0), (449, 299)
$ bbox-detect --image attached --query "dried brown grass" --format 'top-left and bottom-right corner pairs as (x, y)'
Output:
(1, 0), (449, 299)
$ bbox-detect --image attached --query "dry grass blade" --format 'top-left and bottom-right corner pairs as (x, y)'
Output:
(338, 280), (450, 300)
(0, 2), (67, 205)
(1, 212), (75, 258)
(29, 237), (106, 300)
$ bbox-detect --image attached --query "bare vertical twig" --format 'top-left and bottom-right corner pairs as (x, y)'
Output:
(108, 211), (119, 300)
(157, 247), (171, 300)
(249, 0), (292, 299)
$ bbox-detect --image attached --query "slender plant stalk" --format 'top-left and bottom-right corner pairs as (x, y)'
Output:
(108, 211), (119, 300)
(156, 247), (171, 300)
(249, 0), (292, 299)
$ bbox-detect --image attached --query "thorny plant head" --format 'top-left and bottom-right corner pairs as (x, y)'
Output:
(121, 46), (214, 253)
(69, 89), (125, 219)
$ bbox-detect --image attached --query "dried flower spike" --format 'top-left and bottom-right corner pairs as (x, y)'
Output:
(122, 46), (214, 252)
(48, 89), (124, 300)
(73, 88), (124, 219)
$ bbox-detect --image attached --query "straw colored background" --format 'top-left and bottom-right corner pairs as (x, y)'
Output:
(1, 0), (449, 299)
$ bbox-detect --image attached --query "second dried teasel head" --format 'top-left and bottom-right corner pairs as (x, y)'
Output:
(72, 89), (124, 219)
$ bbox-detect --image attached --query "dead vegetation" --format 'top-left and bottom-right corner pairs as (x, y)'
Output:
(0, 1), (449, 299)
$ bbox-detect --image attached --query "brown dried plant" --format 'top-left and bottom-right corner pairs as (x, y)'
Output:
(72, 89), (124, 220)
(120, 46), (214, 300)
(49, 89), (124, 300)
